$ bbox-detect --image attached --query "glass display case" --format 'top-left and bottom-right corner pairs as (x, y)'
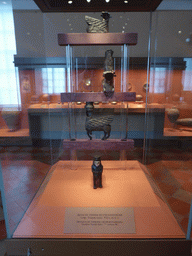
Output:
(0, 2), (191, 255)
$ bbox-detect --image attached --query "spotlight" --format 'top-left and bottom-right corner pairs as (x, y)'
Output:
(105, 0), (110, 2)
(68, 0), (72, 4)
(87, 0), (91, 2)
(124, 0), (128, 3)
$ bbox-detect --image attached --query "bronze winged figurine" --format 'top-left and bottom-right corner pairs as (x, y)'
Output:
(85, 102), (113, 140)
(85, 11), (111, 33)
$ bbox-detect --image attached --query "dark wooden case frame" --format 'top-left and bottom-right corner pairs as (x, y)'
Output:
(58, 33), (138, 46)
(61, 92), (136, 103)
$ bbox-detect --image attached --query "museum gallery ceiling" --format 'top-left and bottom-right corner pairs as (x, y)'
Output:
(32, 0), (163, 12)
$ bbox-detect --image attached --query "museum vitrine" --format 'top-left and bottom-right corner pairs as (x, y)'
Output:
(0, 1), (192, 255)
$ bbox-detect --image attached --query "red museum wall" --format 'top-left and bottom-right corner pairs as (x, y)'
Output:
(0, 69), (192, 130)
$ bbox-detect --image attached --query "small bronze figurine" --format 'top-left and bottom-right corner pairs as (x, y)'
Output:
(85, 11), (111, 33)
(85, 102), (113, 140)
(92, 156), (103, 189)
(103, 49), (115, 94)
(104, 49), (114, 73)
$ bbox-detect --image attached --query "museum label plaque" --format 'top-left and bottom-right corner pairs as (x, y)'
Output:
(64, 207), (136, 234)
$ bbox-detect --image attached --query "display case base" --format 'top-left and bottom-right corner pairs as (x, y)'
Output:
(5, 161), (190, 255)
(5, 238), (191, 256)
(12, 161), (185, 238)
(0, 129), (32, 146)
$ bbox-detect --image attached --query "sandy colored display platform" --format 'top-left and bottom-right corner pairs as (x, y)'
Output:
(13, 161), (185, 239)
(0, 129), (29, 137)
(164, 127), (192, 137)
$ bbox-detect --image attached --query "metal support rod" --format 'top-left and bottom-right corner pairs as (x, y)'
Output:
(27, 248), (32, 256)
(0, 163), (11, 238)
(186, 198), (192, 240)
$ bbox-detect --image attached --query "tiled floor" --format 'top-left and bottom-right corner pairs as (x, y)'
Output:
(0, 143), (191, 252)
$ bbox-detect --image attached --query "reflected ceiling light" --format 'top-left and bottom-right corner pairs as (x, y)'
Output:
(186, 38), (190, 43)
(2, 1), (7, 4)
(68, 0), (72, 4)
(178, 31), (182, 34)
(186, 33), (192, 44)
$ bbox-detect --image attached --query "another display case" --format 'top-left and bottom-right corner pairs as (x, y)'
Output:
(0, 5), (191, 256)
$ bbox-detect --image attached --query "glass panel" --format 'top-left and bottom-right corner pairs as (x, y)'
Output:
(59, 43), (131, 170)
(0, 2), (191, 251)
(145, 10), (192, 239)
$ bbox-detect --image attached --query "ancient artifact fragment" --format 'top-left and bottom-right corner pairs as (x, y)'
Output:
(85, 78), (92, 87)
(1, 108), (21, 132)
(30, 95), (39, 104)
(85, 102), (113, 140)
(85, 11), (111, 33)
(176, 118), (192, 126)
(42, 94), (50, 104)
(103, 49), (115, 94)
(166, 106), (180, 124)
(92, 156), (103, 189)
(128, 82), (132, 91)
(143, 83), (149, 92)
(166, 106), (192, 129)
(172, 93), (180, 102)
(135, 94), (143, 102)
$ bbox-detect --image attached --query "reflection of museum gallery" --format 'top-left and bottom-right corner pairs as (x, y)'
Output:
(0, 0), (192, 255)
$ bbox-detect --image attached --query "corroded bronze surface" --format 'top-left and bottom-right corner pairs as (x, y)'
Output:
(85, 12), (111, 33)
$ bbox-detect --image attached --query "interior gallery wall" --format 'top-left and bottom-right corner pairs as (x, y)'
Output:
(5, 9), (191, 131)
(13, 10), (192, 58)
